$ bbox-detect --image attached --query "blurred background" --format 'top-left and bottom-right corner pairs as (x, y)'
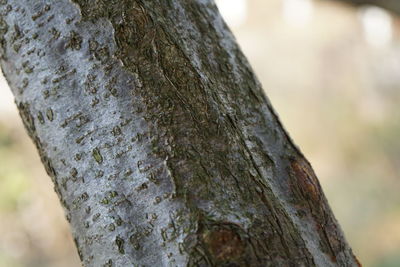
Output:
(1, 0), (400, 266)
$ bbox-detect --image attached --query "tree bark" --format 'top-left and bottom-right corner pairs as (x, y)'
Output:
(0, 0), (359, 266)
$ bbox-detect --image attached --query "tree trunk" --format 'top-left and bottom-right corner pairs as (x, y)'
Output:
(0, 1), (359, 266)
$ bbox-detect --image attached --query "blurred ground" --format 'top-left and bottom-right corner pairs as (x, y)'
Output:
(1, 0), (400, 266)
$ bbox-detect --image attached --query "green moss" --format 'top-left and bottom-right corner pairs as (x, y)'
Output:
(100, 197), (109, 205)
(109, 191), (118, 198)
(92, 147), (103, 164)
(76, 136), (84, 144)
(37, 111), (45, 124)
(24, 65), (34, 74)
(46, 108), (54, 121)
(108, 223), (115, 231)
(112, 126), (121, 136)
(12, 43), (20, 52)
(70, 167), (78, 177)
(129, 233), (141, 251)
(115, 216), (123, 226)
(81, 192), (89, 201)
(74, 153), (82, 161)
(115, 236), (125, 254)
(66, 31), (83, 50)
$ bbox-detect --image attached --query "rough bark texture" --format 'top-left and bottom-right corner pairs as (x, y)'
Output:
(0, 1), (359, 266)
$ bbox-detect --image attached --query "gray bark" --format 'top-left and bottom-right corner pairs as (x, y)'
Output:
(0, 0), (359, 266)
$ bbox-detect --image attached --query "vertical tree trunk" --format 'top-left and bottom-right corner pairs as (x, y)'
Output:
(0, 0), (359, 266)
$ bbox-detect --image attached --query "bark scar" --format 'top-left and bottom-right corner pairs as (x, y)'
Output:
(202, 227), (245, 262)
(290, 158), (321, 203)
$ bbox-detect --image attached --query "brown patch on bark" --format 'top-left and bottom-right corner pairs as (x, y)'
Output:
(289, 157), (362, 264)
(290, 158), (321, 203)
(203, 228), (244, 262)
